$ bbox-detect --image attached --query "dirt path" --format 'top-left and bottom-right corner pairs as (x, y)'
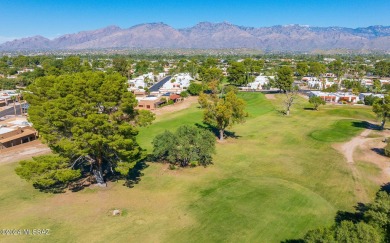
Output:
(333, 129), (390, 202)
(0, 140), (51, 165)
(338, 129), (373, 163)
(152, 96), (198, 116)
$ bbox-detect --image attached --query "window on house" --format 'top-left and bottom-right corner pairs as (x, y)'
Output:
(147, 105), (150, 109)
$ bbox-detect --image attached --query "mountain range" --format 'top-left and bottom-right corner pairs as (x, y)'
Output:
(1, 22), (390, 52)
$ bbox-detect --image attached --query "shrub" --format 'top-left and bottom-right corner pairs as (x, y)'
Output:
(152, 125), (216, 167)
(364, 95), (381, 106)
(309, 96), (326, 110)
(187, 82), (203, 95)
(224, 85), (239, 94)
(180, 91), (189, 98)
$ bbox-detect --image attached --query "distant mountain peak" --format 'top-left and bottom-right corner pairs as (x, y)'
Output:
(0, 22), (389, 52)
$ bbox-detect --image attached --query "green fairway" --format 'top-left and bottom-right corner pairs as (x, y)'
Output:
(310, 119), (368, 142)
(0, 93), (382, 243)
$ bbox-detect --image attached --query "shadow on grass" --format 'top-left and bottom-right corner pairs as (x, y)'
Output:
(380, 182), (390, 193)
(335, 202), (367, 224)
(352, 121), (381, 130)
(276, 109), (287, 115)
(303, 107), (316, 111)
(124, 160), (149, 188)
(281, 239), (304, 243)
(195, 123), (241, 139)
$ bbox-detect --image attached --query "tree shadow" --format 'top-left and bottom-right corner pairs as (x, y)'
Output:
(380, 182), (390, 193)
(303, 107), (315, 110)
(277, 109), (287, 115)
(124, 160), (149, 188)
(371, 148), (385, 156)
(281, 239), (304, 243)
(351, 121), (381, 130)
(194, 123), (241, 139)
(334, 202), (367, 225)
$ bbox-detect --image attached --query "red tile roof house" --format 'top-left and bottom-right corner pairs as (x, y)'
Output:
(169, 94), (183, 103)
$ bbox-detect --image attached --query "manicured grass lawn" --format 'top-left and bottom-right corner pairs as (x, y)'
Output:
(0, 93), (382, 242)
(310, 119), (368, 142)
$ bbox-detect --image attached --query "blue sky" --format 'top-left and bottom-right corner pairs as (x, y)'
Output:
(0, 0), (389, 43)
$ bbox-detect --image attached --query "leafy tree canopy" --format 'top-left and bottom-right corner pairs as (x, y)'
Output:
(373, 95), (390, 129)
(22, 71), (155, 190)
(274, 66), (294, 92)
(200, 91), (246, 140)
(152, 125), (216, 167)
(309, 96), (326, 110)
(15, 155), (81, 193)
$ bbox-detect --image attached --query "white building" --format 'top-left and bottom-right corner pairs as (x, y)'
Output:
(243, 75), (274, 90)
(359, 93), (385, 101)
(303, 77), (335, 89)
(309, 91), (360, 103)
(361, 79), (373, 87)
(128, 72), (156, 91)
(159, 73), (193, 94)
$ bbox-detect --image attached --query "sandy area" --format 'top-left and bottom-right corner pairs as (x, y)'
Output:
(265, 94), (276, 100)
(0, 140), (51, 164)
(152, 96), (198, 116)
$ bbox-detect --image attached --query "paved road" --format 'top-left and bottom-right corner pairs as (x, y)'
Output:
(149, 76), (171, 92)
(0, 104), (22, 117)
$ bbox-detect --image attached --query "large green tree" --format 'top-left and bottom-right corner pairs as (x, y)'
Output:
(200, 91), (246, 141)
(308, 61), (326, 77)
(152, 125), (216, 167)
(302, 188), (390, 243)
(227, 62), (247, 85)
(309, 96), (326, 110)
(296, 62), (309, 77)
(112, 57), (130, 77)
(23, 71), (155, 187)
(373, 95), (390, 130)
(374, 61), (390, 77)
(274, 66), (294, 92)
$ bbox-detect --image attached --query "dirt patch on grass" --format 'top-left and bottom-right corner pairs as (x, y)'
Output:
(152, 96), (198, 116)
(265, 94), (276, 100)
(333, 129), (390, 201)
(0, 140), (51, 164)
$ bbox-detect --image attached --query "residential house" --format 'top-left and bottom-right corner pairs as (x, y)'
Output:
(309, 91), (360, 103)
(0, 118), (37, 150)
(304, 77), (335, 89)
(136, 96), (165, 110)
(242, 75), (274, 90)
(158, 73), (193, 94)
(359, 93), (385, 101)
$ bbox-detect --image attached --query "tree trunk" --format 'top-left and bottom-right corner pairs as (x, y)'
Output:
(286, 109), (290, 116)
(219, 129), (224, 141)
(94, 155), (106, 187)
(381, 119), (386, 130)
